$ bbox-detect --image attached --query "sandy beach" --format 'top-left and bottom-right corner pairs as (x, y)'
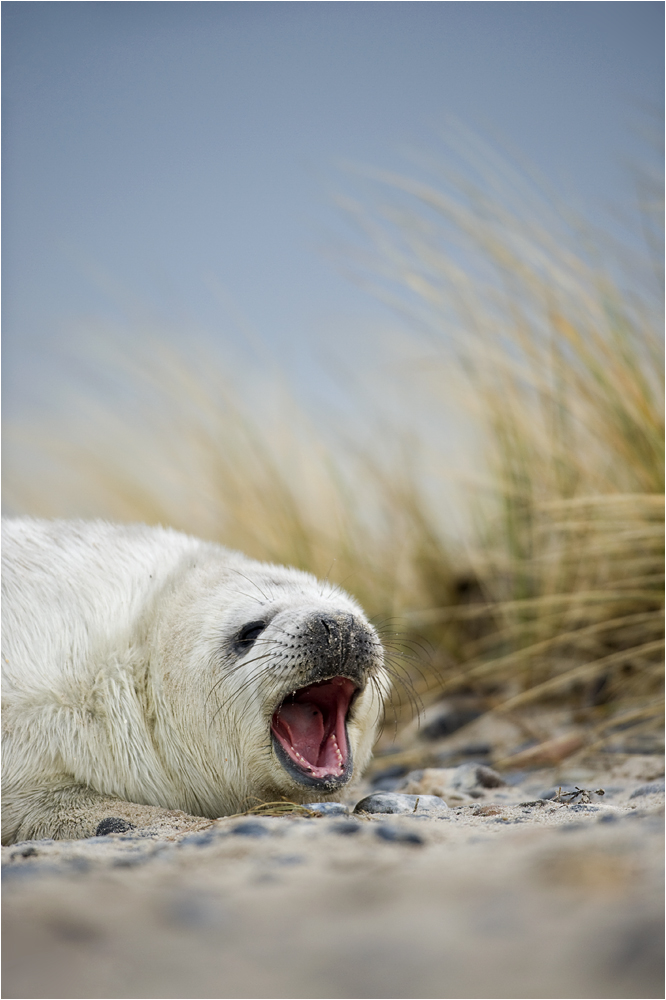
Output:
(3, 749), (663, 1000)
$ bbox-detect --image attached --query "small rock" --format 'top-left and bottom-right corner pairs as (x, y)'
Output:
(303, 802), (350, 816)
(112, 854), (148, 868)
(95, 817), (136, 837)
(374, 825), (424, 845)
(330, 821), (362, 836)
(230, 822), (270, 838)
(10, 846), (39, 860)
(354, 792), (448, 816)
(629, 781), (665, 799)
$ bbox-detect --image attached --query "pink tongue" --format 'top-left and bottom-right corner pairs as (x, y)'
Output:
(276, 702), (324, 763)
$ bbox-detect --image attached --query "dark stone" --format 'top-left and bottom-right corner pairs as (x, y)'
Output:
(629, 781), (665, 799)
(374, 825), (424, 845)
(330, 821), (362, 836)
(230, 822), (269, 838)
(598, 813), (619, 823)
(11, 846), (38, 859)
(95, 817), (136, 836)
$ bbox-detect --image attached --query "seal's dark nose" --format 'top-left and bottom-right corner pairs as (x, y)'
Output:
(301, 612), (379, 684)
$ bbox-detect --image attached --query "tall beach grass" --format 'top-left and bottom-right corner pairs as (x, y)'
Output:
(5, 136), (663, 746)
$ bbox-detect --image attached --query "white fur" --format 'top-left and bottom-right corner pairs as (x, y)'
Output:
(2, 518), (388, 842)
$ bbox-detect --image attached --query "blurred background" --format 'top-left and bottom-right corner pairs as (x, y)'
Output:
(3, 2), (664, 759)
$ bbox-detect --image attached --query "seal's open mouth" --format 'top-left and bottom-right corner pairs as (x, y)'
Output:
(271, 677), (356, 783)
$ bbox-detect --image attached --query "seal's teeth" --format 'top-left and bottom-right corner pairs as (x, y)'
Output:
(329, 733), (344, 763)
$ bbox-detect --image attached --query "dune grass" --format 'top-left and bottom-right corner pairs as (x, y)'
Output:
(341, 136), (664, 738)
(4, 138), (663, 745)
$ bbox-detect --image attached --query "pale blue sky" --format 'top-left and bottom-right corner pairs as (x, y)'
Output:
(3, 2), (663, 420)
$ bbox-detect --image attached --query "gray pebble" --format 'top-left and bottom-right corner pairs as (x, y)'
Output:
(629, 781), (665, 799)
(354, 792), (448, 816)
(112, 855), (148, 868)
(330, 820), (362, 836)
(230, 822), (270, 838)
(303, 802), (350, 816)
(374, 825), (424, 845)
(10, 846), (39, 860)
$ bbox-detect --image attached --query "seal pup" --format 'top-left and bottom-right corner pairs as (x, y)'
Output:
(2, 518), (389, 843)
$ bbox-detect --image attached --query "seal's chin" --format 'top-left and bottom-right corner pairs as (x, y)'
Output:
(271, 677), (357, 787)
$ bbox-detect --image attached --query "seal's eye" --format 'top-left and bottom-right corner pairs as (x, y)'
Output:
(236, 621), (267, 650)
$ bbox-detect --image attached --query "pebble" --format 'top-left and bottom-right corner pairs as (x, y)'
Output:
(230, 822), (270, 838)
(178, 830), (220, 848)
(95, 817), (136, 836)
(353, 792), (448, 816)
(303, 802), (350, 816)
(330, 821), (362, 836)
(374, 825), (424, 845)
(629, 781), (665, 799)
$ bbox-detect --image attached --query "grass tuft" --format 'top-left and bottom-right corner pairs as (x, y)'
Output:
(5, 133), (663, 746)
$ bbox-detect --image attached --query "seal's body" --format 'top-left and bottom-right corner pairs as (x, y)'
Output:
(2, 518), (388, 843)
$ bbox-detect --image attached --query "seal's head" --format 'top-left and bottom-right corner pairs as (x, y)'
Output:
(153, 556), (389, 815)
